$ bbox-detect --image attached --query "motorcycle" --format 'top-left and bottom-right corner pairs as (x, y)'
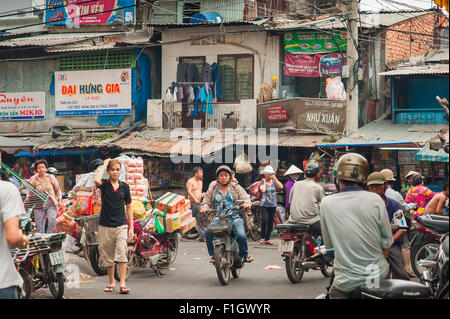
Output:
(74, 214), (107, 276)
(206, 200), (248, 285)
(410, 214), (449, 278)
(114, 212), (179, 281)
(417, 217), (449, 299)
(276, 223), (334, 283)
(316, 225), (432, 299)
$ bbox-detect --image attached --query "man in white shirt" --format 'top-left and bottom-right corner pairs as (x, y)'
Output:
(320, 153), (393, 299)
(0, 151), (29, 299)
(287, 163), (325, 238)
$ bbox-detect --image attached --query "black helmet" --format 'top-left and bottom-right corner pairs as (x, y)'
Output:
(216, 165), (232, 177)
(88, 159), (104, 172)
(412, 174), (424, 186)
(305, 163), (320, 178)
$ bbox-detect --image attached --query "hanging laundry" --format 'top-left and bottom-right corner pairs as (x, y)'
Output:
(187, 64), (199, 82)
(202, 62), (213, 83)
(211, 62), (222, 98)
(207, 90), (213, 115)
(200, 86), (208, 113)
(192, 86), (200, 117)
(188, 86), (195, 102)
(177, 63), (188, 82)
(173, 86), (179, 102)
(165, 87), (173, 101)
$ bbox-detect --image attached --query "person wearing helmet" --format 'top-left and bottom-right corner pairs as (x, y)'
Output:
(286, 163), (325, 239)
(405, 174), (435, 220)
(367, 172), (410, 281)
(47, 167), (58, 177)
(283, 165), (303, 220)
(319, 153), (393, 299)
(380, 168), (416, 278)
(200, 165), (254, 263)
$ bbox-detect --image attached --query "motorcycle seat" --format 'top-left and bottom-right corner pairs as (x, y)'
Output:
(360, 279), (431, 299)
(417, 215), (449, 235)
(276, 223), (309, 232)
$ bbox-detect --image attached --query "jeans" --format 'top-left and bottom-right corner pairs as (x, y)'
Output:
(0, 286), (19, 299)
(34, 200), (58, 233)
(260, 206), (276, 241)
(205, 218), (248, 258)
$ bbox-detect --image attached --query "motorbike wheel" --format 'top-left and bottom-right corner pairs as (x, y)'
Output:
(186, 228), (199, 240)
(88, 246), (107, 276)
(214, 245), (230, 285)
(410, 236), (440, 278)
(114, 248), (136, 281)
(18, 268), (33, 299)
(285, 243), (304, 284)
(48, 272), (65, 299)
(168, 236), (179, 264)
(231, 253), (241, 279)
(320, 257), (334, 278)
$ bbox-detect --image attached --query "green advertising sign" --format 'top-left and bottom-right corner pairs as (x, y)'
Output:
(284, 30), (348, 53)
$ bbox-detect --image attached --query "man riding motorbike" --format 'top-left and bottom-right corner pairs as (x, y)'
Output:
(320, 153), (393, 299)
(200, 166), (254, 264)
(286, 163), (325, 239)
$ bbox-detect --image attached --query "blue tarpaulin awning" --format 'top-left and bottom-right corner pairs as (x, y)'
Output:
(415, 147), (449, 163)
(14, 150), (100, 157)
(190, 11), (223, 24)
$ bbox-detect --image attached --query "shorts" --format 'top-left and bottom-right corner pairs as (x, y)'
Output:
(98, 225), (128, 268)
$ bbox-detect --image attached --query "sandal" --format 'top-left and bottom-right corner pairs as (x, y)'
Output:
(265, 240), (273, 245)
(104, 286), (115, 292)
(259, 239), (265, 244)
(119, 287), (130, 294)
(210, 257), (216, 264)
(244, 256), (254, 263)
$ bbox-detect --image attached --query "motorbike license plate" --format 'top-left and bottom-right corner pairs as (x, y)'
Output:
(279, 240), (294, 253)
(49, 251), (67, 266)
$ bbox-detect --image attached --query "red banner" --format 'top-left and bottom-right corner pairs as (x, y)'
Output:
(284, 53), (320, 77)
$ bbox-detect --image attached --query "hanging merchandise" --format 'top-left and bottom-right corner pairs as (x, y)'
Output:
(325, 76), (346, 100)
(234, 152), (253, 174)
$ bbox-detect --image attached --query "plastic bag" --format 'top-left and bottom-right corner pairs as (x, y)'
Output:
(248, 181), (262, 199)
(75, 191), (93, 215)
(73, 172), (96, 192)
(234, 152), (253, 174)
(131, 200), (147, 219)
(155, 215), (165, 234)
(325, 76), (347, 100)
(62, 235), (78, 253)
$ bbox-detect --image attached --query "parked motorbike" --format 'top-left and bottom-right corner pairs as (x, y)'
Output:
(114, 213), (179, 280)
(418, 215), (449, 299)
(276, 223), (333, 283)
(11, 249), (33, 299)
(410, 214), (449, 278)
(74, 214), (107, 276)
(206, 200), (248, 285)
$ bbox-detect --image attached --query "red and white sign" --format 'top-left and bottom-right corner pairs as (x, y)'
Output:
(0, 92), (46, 120)
(267, 107), (289, 122)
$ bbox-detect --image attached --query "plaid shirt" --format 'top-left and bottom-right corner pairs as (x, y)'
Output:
(405, 185), (435, 219)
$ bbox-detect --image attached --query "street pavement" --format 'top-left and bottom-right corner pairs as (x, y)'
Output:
(32, 236), (331, 299)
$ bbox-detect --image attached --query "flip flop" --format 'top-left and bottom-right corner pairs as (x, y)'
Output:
(259, 239), (265, 244)
(210, 257), (216, 264)
(119, 287), (130, 294)
(244, 256), (254, 263)
(104, 286), (115, 292)
(265, 240), (273, 245)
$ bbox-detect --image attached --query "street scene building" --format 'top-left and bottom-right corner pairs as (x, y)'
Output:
(0, 0), (448, 303)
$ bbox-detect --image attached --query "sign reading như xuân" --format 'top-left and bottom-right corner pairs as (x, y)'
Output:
(55, 69), (132, 116)
(258, 98), (346, 135)
(0, 92), (46, 120)
(284, 30), (347, 53)
(284, 52), (346, 78)
(45, 0), (136, 25)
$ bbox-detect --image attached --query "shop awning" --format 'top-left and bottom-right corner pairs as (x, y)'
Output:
(416, 147), (449, 163)
(14, 150), (100, 157)
(0, 136), (36, 154)
(317, 120), (448, 148)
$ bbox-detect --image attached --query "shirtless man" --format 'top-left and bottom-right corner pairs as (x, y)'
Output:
(425, 181), (449, 216)
(186, 167), (206, 241)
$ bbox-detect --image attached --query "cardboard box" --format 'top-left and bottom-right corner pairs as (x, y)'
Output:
(156, 192), (185, 214)
(156, 211), (180, 233)
(179, 209), (192, 224)
(180, 217), (197, 234)
(177, 200), (191, 214)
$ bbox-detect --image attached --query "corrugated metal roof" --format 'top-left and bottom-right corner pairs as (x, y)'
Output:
(150, 18), (268, 28)
(425, 48), (449, 63)
(378, 63), (449, 76)
(45, 43), (116, 53)
(0, 32), (125, 47)
(317, 120), (448, 147)
(234, 132), (328, 147)
(270, 9), (435, 31)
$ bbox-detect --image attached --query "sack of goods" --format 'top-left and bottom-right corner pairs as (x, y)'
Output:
(131, 200), (149, 220)
(75, 191), (93, 215)
(116, 155), (149, 203)
(234, 152), (253, 174)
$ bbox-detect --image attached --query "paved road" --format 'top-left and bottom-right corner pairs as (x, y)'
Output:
(32, 236), (331, 299)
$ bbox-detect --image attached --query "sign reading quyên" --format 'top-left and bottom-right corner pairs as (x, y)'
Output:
(0, 92), (46, 120)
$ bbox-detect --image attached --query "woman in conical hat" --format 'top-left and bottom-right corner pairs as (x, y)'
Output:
(283, 165), (303, 219)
